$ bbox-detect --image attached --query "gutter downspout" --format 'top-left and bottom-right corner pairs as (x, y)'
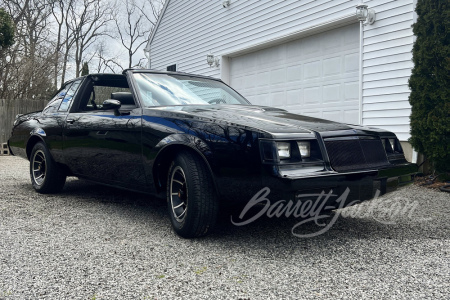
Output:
(411, 0), (418, 162)
(358, 21), (364, 125)
(144, 48), (151, 69)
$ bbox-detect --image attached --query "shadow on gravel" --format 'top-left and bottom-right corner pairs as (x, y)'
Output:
(57, 178), (431, 250)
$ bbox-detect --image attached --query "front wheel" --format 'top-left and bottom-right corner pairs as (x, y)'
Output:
(167, 151), (218, 238)
(30, 142), (66, 194)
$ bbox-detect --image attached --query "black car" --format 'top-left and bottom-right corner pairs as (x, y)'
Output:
(8, 70), (418, 237)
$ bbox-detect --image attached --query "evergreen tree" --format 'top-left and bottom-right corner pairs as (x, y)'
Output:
(81, 62), (89, 76)
(0, 8), (15, 49)
(409, 0), (449, 172)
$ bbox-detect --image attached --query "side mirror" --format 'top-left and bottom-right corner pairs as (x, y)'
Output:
(102, 99), (121, 110)
(102, 99), (122, 116)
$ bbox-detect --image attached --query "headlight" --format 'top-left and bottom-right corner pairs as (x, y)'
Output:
(276, 142), (291, 159)
(260, 139), (323, 163)
(297, 141), (310, 158)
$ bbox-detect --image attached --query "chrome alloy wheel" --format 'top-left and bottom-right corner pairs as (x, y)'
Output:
(170, 166), (188, 222)
(32, 149), (46, 186)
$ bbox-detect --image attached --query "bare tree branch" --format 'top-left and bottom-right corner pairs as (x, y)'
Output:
(112, 0), (163, 69)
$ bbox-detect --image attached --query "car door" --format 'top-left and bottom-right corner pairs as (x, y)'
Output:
(33, 82), (76, 163)
(63, 75), (146, 189)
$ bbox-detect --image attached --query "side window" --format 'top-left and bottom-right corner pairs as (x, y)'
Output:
(90, 86), (131, 107)
(59, 79), (82, 112)
(82, 85), (133, 111)
(74, 75), (133, 112)
(43, 84), (72, 114)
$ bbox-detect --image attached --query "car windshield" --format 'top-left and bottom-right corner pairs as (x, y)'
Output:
(132, 73), (250, 107)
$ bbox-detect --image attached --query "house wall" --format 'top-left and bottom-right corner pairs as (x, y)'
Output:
(362, 0), (415, 142)
(148, 0), (415, 144)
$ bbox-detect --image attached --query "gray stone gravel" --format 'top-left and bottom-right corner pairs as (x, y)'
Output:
(0, 155), (449, 299)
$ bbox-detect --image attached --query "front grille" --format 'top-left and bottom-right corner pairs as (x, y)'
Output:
(324, 138), (389, 172)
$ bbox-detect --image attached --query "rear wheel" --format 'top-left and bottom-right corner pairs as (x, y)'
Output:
(167, 151), (218, 238)
(30, 142), (66, 193)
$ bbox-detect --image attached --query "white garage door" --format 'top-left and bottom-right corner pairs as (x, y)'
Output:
(230, 24), (360, 124)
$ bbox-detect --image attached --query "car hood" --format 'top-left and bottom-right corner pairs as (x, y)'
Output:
(145, 105), (368, 137)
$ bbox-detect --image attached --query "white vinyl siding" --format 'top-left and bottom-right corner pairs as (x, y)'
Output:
(148, 0), (415, 141)
(150, 0), (361, 77)
(362, 0), (415, 141)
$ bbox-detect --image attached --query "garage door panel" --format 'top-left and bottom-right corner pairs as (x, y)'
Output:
(323, 84), (341, 103)
(286, 39), (303, 59)
(256, 71), (270, 87)
(344, 110), (360, 124)
(270, 92), (285, 107)
(304, 86), (322, 105)
(324, 32), (344, 50)
(230, 24), (360, 124)
(286, 90), (303, 105)
(304, 61), (322, 79)
(344, 23), (360, 44)
(287, 65), (302, 82)
(344, 82), (359, 100)
(323, 56), (342, 76)
(302, 34), (322, 55)
(345, 53), (360, 72)
(270, 68), (286, 85)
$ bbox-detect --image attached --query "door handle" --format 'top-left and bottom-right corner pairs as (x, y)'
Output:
(66, 119), (75, 124)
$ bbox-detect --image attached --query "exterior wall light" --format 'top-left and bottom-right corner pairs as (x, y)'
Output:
(207, 53), (220, 67)
(356, 3), (376, 25)
(223, 0), (231, 8)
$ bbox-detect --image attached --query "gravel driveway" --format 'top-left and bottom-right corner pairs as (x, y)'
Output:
(0, 156), (449, 299)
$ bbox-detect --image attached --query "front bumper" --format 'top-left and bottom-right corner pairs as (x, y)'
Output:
(261, 162), (418, 209)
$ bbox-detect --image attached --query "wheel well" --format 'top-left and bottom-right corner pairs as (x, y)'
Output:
(153, 144), (216, 194)
(26, 136), (44, 160)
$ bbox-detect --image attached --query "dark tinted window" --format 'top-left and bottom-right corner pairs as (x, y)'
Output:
(77, 75), (133, 111)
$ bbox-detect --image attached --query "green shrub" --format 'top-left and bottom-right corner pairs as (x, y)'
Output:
(0, 8), (15, 48)
(409, 0), (449, 172)
(81, 62), (89, 76)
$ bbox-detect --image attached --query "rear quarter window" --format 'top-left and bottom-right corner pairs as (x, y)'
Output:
(42, 84), (72, 114)
(59, 79), (82, 112)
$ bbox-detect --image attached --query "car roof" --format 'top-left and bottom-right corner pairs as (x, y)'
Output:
(123, 68), (223, 82)
(64, 69), (223, 86)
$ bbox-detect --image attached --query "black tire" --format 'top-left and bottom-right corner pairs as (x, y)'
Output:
(30, 142), (66, 194)
(167, 151), (218, 238)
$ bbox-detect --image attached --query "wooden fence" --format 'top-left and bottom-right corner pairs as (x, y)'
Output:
(0, 98), (48, 146)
